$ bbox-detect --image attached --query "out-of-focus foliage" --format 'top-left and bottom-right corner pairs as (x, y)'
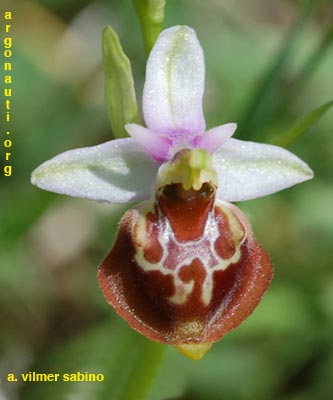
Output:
(0, 0), (332, 399)
(272, 100), (333, 147)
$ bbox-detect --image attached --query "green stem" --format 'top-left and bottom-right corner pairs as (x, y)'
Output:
(122, 338), (167, 400)
(132, 0), (166, 55)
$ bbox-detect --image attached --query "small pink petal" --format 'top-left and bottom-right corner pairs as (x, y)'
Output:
(125, 124), (172, 163)
(194, 123), (237, 153)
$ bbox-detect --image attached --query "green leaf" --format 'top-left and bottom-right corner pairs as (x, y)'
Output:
(270, 25), (333, 119)
(132, 0), (166, 55)
(290, 25), (333, 94)
(272, 100), (333, 147)
(237, 0), (317, 139)
(103, 26), (141, 139)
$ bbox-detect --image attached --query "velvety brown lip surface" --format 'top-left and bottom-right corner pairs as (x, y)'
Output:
(98, 184), (273, 345)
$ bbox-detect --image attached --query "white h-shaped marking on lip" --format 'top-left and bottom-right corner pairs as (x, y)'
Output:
(133, 200), (245, 306)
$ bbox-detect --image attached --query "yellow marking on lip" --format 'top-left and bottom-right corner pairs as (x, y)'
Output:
(176, 343), (212, 360)
(168, 281), (195, 304)
(177, 320), (203, 336)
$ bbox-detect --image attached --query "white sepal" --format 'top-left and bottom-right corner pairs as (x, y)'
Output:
(143, 25), (205, 136)
(213, 138), (314, 201)
(31, 139), (158, 203)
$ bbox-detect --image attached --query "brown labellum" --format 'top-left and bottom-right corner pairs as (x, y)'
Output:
(98, 183), (273, 358)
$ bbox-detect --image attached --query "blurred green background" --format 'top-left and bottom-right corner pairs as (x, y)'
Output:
(0, 0), (332, 399)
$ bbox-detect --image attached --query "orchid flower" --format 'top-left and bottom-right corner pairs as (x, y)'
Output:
(31, 26), (313, 360)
